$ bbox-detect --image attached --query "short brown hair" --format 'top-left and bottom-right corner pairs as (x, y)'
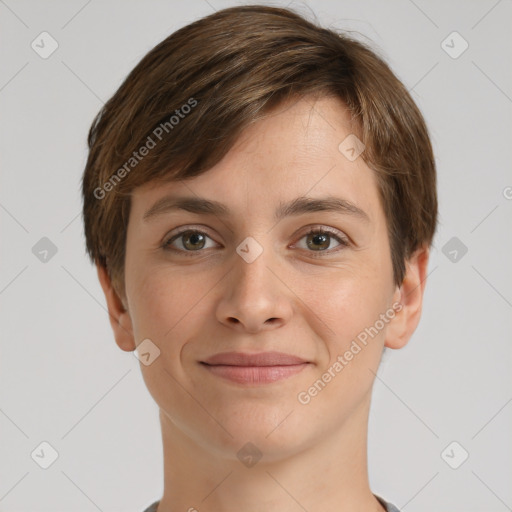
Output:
(82, 4), (437, 297)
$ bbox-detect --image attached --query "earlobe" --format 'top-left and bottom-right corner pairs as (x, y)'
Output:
(96, 264), (136, 352)
(384, 247), (430, 350)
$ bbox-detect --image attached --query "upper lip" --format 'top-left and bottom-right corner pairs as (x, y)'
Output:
(202, 351), (309, 366)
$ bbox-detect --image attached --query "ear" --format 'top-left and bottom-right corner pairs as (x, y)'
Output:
(96, 264), (136, 352)
(385, 246), (430, 350)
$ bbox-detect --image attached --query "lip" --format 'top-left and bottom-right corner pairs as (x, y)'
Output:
(203, 351), (308, 366)
(201, 351), (311, 385)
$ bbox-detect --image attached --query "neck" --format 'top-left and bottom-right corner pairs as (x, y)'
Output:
(155, 391), (386, 512)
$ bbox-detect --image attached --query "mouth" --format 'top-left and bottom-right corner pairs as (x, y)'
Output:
(200, 351), (311, 385)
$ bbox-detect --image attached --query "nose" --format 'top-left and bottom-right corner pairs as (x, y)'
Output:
(215, 242), (293, 334)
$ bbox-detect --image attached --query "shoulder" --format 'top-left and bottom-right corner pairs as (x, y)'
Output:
(143, 498), (401, 512)
(142, 501), (159, 512)
(375, 494), (401, 512)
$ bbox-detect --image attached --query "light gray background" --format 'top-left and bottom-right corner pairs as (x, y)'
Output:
(1, 0), (511, 511)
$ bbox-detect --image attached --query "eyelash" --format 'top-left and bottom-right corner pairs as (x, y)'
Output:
(162, 226), (350, 258)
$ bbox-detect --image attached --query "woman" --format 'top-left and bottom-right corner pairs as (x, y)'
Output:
(82, 5), (437, 511)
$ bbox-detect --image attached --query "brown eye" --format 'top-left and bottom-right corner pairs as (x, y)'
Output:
(294, 227), (349, 255)
(181, 231), (206, 250)
(164, 229), (216, 253)
(306, 231), (331, 251)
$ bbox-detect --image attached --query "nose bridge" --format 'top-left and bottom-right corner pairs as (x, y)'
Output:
(216, 233), (292, 331)
(232, 233), (276, 302)
(235, 235), (272, 291)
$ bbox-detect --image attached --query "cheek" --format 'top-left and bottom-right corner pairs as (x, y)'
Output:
(317, 260), (393, 360)
(126, 258), (222, 353)
(126, 267), (210, 397)
(130, 272), (192, 340)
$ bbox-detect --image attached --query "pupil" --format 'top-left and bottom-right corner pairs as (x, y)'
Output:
(186, 232), (204, 249)
(309, 233), (329, 250)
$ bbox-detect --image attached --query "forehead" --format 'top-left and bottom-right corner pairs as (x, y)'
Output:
(130, 95), (381, 225)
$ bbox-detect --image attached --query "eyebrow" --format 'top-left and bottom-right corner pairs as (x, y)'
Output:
(143, 195), (370, 223)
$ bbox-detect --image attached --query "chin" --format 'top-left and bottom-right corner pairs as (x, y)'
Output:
(207, 407), (314, 458)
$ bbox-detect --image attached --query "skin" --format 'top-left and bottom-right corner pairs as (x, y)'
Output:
(97, 95), (429, 512)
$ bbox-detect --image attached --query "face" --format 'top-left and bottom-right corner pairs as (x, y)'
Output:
(122, 95), (403, 460)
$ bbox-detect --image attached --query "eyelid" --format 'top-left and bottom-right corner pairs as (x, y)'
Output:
(162, 225), (219, 248)
(161, 224), (351, 255)
(290, 225), (350, 252)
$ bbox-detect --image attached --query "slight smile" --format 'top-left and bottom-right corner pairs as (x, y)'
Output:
(200, 351), (312, 385)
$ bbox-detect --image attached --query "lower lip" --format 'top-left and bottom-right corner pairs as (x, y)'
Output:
(202, 363), (309, 384)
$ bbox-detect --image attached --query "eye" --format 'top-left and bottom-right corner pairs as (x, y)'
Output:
(162, 226), (350, 257)
(163, 229), (217, 254)
(293, 227), (349, 255)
